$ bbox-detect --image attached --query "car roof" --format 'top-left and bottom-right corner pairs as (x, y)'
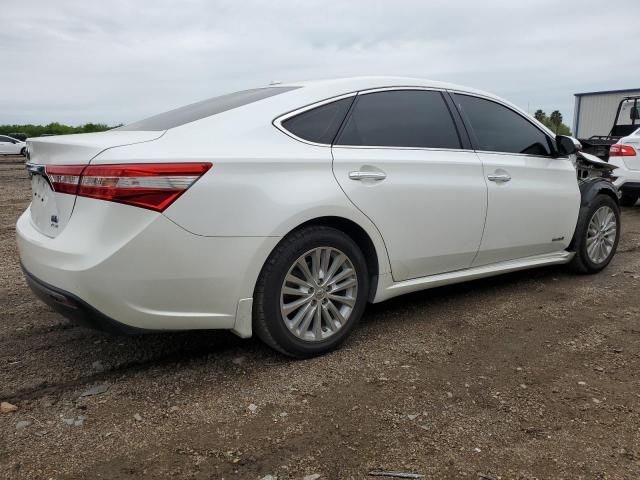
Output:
(278, 76), (499, 101)
(128, 76), (545, 137)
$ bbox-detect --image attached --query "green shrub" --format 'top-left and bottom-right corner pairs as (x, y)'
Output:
(0, 123), (121, 138)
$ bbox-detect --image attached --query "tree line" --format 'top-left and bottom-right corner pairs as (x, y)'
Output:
(533, 110), (571, 136)
(0, 122), (119, 138)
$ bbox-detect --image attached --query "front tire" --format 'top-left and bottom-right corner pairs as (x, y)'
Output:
(20, 147), (26, 156)
(253, 226), (369, 358)
(569, 194), (620, 274)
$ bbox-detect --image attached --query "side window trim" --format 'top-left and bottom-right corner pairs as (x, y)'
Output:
(332, 93), (359, 146)
(449, 91), (557, 158)
(447, 92), (481, 151)
(333, 87), (466, 151)
(442, 92), (473, 150)
(273, 93), (358, 147)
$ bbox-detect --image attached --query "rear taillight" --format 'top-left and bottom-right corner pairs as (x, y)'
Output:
(46, 165), (85, 195)
(609, 144), (637, 157)
(45, 163), (212, 212)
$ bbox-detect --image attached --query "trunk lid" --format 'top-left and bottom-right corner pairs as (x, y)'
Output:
(27, 131), (163, 237)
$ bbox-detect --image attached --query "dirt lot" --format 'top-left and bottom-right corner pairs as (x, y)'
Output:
(1, 155), (640, 480)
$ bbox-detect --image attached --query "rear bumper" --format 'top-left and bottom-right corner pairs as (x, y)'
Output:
(16, 197), (280, 333)
(22, 265), (148, 334)
(609, 158), (640, 197)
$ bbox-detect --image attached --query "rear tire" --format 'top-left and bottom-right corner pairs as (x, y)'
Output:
(253, 226), (369, 358)
(620, 193), (638, 207)
(569, 194), (620, 274)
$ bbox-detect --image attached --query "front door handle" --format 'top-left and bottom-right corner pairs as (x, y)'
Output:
(349, 171), (387, 181)
(487, 173), (511, 183)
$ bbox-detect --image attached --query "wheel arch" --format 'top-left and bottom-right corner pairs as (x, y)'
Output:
(579, 178), (619, 207)
(569, 179), (620, 251)
(257, 215), (387, 303)
(233, 214), (387, 340)
(291, 216), (381, 300)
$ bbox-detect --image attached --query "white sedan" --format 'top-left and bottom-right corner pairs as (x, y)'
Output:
(17, 77), (621, 357)
(0, 135), (26, 155)
(608, 127), (640, 206)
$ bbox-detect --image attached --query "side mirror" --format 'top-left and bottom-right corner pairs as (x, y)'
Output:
(631, 106), (639, 121)
(556, 135), (581, 156)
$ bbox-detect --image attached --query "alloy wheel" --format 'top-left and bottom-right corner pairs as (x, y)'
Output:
(586, 205), (617, 264)
(280, 247), (358, 342)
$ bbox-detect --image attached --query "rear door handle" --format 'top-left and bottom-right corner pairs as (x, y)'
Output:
(487, 173), (511, 183)
(349, 171), (387, 181)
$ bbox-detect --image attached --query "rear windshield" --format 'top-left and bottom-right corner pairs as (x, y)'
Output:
(118, 86), (299, 131)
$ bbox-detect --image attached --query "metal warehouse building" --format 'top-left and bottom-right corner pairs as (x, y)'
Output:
(574, 88), (640, 139)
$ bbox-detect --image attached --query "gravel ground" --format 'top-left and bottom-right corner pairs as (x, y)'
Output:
(1, 154), (640, 479)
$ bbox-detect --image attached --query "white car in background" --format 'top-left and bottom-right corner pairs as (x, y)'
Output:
(16, 77), (621, 357)
(0, 135), (26, 155)
(608, 127), (640, 206)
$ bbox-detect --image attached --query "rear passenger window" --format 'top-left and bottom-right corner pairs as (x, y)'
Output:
(335, 90), (461, 149)
(119, 87), (299, 131)
(281, 97), (354, 144)
(454, 94), (552, 156)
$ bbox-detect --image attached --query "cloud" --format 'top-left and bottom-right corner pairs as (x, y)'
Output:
(2, 0), (639, 128)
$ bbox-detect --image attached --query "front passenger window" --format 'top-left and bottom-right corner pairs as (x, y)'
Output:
(454, 94), (553, 156)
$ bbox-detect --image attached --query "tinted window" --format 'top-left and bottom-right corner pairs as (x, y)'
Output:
(336, 90), (461, 149)
(0, 136), (11, 142)
(281, 97), (354, 144)
(454, 94), (552, 156)
(118, 86), (299, 131)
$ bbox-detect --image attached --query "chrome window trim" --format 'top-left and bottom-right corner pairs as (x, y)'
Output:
(357, 85), (446, 95)
(273, 85), (556, 158)
(272, 92), (358, 147)
(332, 145), (476, 154)
(471, 150), (559, 160)
(447, 89), (558, 159)
(273, 86), (456, 148)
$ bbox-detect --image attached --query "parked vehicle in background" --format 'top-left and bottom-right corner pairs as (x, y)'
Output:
(17, 77), (622, 357)
(579, 96), (640, 159)
(0, 135), (26, 155)
(608, 127), (640, 206)
(8, 133), (28, 142)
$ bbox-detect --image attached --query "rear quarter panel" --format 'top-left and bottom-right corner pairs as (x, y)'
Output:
(92, 106), (392, 280)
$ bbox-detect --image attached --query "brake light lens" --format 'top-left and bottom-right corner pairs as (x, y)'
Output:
(45, 163), (212, 212)
(45, 165), (85, 194)
(609, 144), (637, 157)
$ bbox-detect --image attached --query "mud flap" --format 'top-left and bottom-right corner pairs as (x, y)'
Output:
(232, 298), (253, 338)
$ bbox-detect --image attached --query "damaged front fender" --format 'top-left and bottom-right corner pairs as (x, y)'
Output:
(579, 177), (619, 207)
(573, 150), (619, 205)
(575, 150), (617, 180)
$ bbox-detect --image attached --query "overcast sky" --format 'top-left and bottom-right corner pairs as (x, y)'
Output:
(2, 0), (639, 129)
